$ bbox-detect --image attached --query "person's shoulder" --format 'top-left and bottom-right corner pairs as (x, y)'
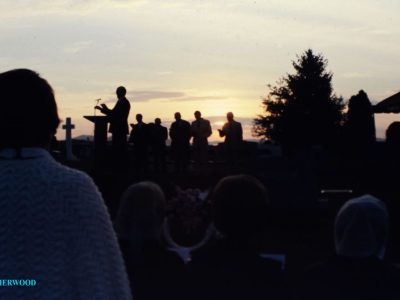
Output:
(39, 155), (94, 186)
(38, 161), (100, 204)
(50, 163), (104, 209)
(51, 161), (96, 187)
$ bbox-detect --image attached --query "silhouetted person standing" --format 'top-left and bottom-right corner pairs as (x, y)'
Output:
(342, 90), (375, 157)
(191, 111), (212, 167)
(96, 86), (131, 170)
(169, 112), (191, 173)
(150, 118), (168, 172)
(218, 112), (243, 163)
(378, 122), (400, 256)
(129, 114), (148, 174)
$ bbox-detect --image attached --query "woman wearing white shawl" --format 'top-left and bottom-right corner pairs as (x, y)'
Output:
(335, 194), (388, 259)
(298, 195), (400, 300)
(0, 69), (131, 299)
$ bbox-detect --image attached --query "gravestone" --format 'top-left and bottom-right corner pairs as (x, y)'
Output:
(62, 117), (77, 161)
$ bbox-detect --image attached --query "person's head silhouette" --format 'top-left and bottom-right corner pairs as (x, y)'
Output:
(386, 122), (400, 146)
(194, 111), (201, 120)
(227, 112), (234, 122)
(116, 86), (126, 99)
(115, 181), (166, 240)
(174, 112), (181, 121)
(212, 174), (269, 243)
(136, 113), (143, 123)
(155, 118), (161, 126)
(335, 194), (389, 259)
(0, 69), (60, 149)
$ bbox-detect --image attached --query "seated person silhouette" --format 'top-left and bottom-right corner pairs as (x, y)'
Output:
(115, 182), (184, 300)
(298, 195), (400, 300)
(0, 69), (131, 299)
(189, 175), (284, 300)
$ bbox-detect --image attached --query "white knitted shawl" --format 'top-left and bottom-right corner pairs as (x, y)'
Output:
(0, 148), (132, 299)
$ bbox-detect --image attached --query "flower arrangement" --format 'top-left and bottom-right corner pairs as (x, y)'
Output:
(166, 186), (212, 247)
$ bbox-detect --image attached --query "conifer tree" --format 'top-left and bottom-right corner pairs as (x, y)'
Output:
(254, 49), (344, 150)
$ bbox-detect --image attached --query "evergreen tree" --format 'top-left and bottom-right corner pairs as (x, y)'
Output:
(253, 49), (344, 150)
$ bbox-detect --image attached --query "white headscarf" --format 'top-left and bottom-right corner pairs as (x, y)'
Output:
(334, 194), (389, 260)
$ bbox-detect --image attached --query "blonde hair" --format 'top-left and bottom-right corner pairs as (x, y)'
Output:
(115, 181), (166, 241)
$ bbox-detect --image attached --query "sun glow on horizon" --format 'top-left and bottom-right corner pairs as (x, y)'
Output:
(2, 0), (400, 142)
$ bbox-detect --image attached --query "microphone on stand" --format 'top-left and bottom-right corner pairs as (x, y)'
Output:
(94, 98), (101, 116)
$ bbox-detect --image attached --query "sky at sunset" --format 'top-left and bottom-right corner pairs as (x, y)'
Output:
(1, 0), (400, 142)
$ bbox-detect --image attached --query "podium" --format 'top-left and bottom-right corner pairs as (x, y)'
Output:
(84, 116), (109, 162)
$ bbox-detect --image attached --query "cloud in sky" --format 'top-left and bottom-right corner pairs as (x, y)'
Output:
(168, 96), (226, 102)
(101, 90), (227, 103)
(340, 72), (374, 79)
(0, 0), (147, 16)
(128, 90), (184, 102)
(64, 41), (94, 54)
(207, 115), (254, 124)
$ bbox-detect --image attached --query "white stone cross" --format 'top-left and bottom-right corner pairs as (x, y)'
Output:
(62, 117), (77, 161)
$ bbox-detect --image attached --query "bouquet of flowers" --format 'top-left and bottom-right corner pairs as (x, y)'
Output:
(166, 186), (212, 247)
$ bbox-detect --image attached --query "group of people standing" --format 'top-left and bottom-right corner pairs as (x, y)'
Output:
(96, 86), (244, 172)
(169, 110), (213, 172)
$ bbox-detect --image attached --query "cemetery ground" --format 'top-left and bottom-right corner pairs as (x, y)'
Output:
(56, 140), (400, 271)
